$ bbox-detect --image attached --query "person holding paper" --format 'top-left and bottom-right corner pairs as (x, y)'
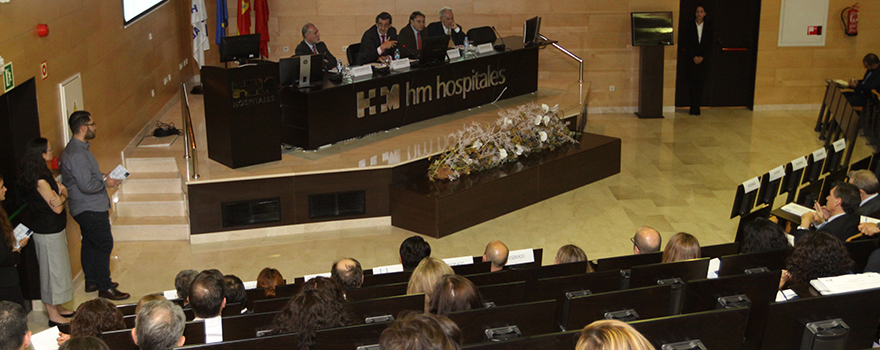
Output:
(357, 12), (398, 65)
(60, 111), (129, 301)
(0, 174), (30, 308)
(843, 53), (880, 108)
(793, 183), (861, 243)
(18, 138), (76, 326)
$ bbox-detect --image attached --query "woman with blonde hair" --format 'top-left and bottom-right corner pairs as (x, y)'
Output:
(555, 244), (595, 273)
(576, 319), (655, 350)
(407, 257), (453, 311)
(661, 232), (701, 263)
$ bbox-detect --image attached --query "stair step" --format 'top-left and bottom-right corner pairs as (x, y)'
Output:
(125, 157), (179, 173)
(112, 216), (189, 241)
(121, 172), (182, 194)
(115, 193), (186, 217)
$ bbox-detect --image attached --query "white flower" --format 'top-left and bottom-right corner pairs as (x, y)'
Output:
(499, 148), (508, 158)
(472, 141), (483, 149)
(505, 118), (512, 125)
(535, 116), (542, 125)
(543, 115), (550, 125)
(552, 104), (559, 112)
(515, 145), (524, 155)
(539, 131), (548, 142)
(541, 104), (550, 113)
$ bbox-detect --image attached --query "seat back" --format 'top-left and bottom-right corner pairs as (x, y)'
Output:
(345, 282), (408, 301)
(595, 252), (662, 272)
(222, 311), (279, 341)
(479, 281), (527, 306)
(631, 307), (750, 350)
(346, 43), (361, 65)
(345, 293), (425, 323)
(466, 26), (497, 46)
(700, 242), (740, 258)
(717, 248), (790, 277)
(460, 331), (579, 350)
(629, 258), (711, 289)
(447, 300), (557, 344)
(561, 284), (675, 331)
(175, 333), (298, 350)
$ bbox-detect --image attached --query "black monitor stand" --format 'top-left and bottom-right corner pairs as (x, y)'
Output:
(636, 45), (664, 119)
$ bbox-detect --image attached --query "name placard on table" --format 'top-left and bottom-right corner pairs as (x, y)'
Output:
(505, 248), (535, 266)
(350, 65), (373, 77)
(390, 58), (411, 71)
(477, 43), (494, 54)
(446, 48), (461, 60)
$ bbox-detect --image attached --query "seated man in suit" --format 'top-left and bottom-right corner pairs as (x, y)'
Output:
(426, 7), (465, 47)
(794, 182), (861, 243)
(188, 270), (226, 343)
(844, 53), (880, 108)
(397, 11), (426, 59)
(295, 23), (337, 71)
(848, 170), (880, 216)
(357, 12), (398, 65)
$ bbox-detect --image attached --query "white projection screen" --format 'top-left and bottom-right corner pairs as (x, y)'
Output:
(123, 0), (169, 25)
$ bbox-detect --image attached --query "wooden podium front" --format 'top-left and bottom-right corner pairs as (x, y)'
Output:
(202, 64), (282, 168)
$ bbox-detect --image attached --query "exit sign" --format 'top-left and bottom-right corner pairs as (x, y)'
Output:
(2, 62), (12, 93)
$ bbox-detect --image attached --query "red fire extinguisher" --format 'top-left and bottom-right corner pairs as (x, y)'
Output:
(842, 3), (859, 36)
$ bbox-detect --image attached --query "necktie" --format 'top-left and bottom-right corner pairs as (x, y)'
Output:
(417, 32), (422, 50)
(381, 34), (386, 43)
(312, 45), (318, 55)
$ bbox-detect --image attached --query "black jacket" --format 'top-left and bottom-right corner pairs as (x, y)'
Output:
(357, 25), (398, 65)
(294, 41), (337, 71)
(426, 21), (465, 46)
(679, 20), (713, 80)
(397, 24), (423, 59)
(792, 212), (860, 243)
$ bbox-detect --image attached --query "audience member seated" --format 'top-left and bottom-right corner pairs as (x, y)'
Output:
(400, 236), (432, 271)
(632, 226), (662, 254)
(331, 258), (363, 291)
(793, 182), (861, 243)
(379, 311), (463, 350)
(59, 336), (109, 350)
(357, 12), (398, 65)
(844, 53), (880, 108)
(740, 217), (790, 254)
(0, 301), (31, 350)
(223, 275), (247, 312)
(132, 300), (186, 350)
(780, 230), (854, 289)
(174, 269), (198, 302)
(57, 298), (126, 345)
(555, 244), (595, 272)
(408, 257), (454, 311)
(189, 270), (226, 343)
(576, 319), (655, 350)
(482, 240), (509, 272)
(661, 232), (701, 263)
(257, 268), (285, 298)
(848, 170), (880, 215)
(425, 7), (465, 47)
(269, 277), (353, 350)
(294, 23), (337, 71)
(136, 294), (167, 313)
(429, 275), (483, 316)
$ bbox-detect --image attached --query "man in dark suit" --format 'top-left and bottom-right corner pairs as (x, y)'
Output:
(294, 23), (337, 71)
(357, 12), (398, 65)
(425, 7), (465, 47)
(844, 53), (880, 107)
(398, 11), (426, 59)
(794, 182), (861, 243)
(679, 5), (712, 116)
(848, 169), (880, 216)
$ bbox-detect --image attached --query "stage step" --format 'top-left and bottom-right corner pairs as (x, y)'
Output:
(120, 172), (183, 194)
(115, 193), (186, 217)
(112, 216), (190, 241)
(125, 157), (179, 173)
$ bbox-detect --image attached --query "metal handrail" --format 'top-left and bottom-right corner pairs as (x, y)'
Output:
(180, 83), (200, 179)
(538, 34), (584, 83)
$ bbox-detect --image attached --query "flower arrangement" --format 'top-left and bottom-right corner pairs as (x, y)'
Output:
(428, 103), (578, 181)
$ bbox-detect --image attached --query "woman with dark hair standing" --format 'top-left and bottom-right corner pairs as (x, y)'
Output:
(270, 277), (353, 350)
(681, 4), (712, 115)
(0, 173), (30, 309)
(18, 138), (75, 326)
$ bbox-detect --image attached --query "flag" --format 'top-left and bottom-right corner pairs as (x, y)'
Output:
(191, 0), (209, 67)
(215, 0), (228, 45)
(237, 0), (251, 35)
(254, 0), (269, 57)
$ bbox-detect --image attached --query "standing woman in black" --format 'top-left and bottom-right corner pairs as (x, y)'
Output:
(18, 138), (75, 326)
(0, 172), (31, 309)
(681, 5), (712, 115)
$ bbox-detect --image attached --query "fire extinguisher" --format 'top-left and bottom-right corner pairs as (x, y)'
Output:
(841, 3), (859, 36)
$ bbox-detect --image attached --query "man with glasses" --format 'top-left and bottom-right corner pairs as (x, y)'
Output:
(631, 226), (661, 255)
(61, 111), (129, 300)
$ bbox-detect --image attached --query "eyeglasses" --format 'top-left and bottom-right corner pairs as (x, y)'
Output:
(630, 237), (637, 246)
(86, 122), (97, 127)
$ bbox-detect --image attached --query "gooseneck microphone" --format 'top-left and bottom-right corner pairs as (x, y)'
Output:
(491, 26), (506, 51)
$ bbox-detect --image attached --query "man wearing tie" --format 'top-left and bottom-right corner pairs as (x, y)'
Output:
(426, 7), (465, 47)
(357, 12), (398, 65)
(397, 11), (426, 59)
(294, 23), (337, 71)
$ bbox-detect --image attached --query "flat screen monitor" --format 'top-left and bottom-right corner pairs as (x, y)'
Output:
(631, 12), (674, 46)
(122, 0), (168, 25)
(421, 35), (450, 65)
(523, 16), (542, 45)
(280, 55), (323, 87)
(220, 34), (261, 63)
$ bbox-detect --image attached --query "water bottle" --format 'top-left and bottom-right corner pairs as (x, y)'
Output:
(394, 49), (400, 60)
(336, 59), (343, 74)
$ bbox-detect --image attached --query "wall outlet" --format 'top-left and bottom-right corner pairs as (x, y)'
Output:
(148, 33), (152, 40)
(167, 74), (171, 81)
(184, 58), (188, 65)
(609, 85), (615, 92)
(179, 63), (183, 70)
(151, 89), (155, 97)
(163, 77), (168, 85)
(283, 46), (289, 52)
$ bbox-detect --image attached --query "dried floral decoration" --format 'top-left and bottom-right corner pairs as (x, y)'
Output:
(428, 103), (578, 181)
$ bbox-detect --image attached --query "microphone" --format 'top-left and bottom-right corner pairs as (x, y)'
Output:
(400, 44), (418, 59)
(491, 26), (506, 51)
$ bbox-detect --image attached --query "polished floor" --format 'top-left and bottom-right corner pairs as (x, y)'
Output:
(28, 99), (871, 333)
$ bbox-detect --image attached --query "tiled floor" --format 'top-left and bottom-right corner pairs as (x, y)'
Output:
(27, 89), (871, 334)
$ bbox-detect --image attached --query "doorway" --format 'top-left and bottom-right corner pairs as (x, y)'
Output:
(675, 0), (762, 110)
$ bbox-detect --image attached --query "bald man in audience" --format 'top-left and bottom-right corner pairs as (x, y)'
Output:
(632, 226), (662, 254)
(848, 170), (880, 216)
(482, 241), (509, 272)
(331, 258), (364, 291)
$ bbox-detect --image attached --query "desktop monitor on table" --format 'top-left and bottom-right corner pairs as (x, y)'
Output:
(220, 34), (261, 63)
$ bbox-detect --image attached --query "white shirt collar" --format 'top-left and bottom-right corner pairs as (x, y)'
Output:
(861, 193), (878, 206)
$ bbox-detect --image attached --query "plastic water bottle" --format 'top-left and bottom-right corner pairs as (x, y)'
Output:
(463, 37), (470, 57)
(394, 49), (400, 60)
(337, 59), (343, 73)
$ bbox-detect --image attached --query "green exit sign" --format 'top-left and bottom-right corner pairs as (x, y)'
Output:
(2, 62), (12, 93)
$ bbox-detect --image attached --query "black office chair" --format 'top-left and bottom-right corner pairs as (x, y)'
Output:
(466, 26), (496, 46)
(346, 43), (361, 65)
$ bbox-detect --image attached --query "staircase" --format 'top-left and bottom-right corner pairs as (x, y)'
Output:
(111, 157), (190, 241)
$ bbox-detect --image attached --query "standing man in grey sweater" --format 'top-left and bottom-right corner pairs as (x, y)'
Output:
(60, 111), (129, 300)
